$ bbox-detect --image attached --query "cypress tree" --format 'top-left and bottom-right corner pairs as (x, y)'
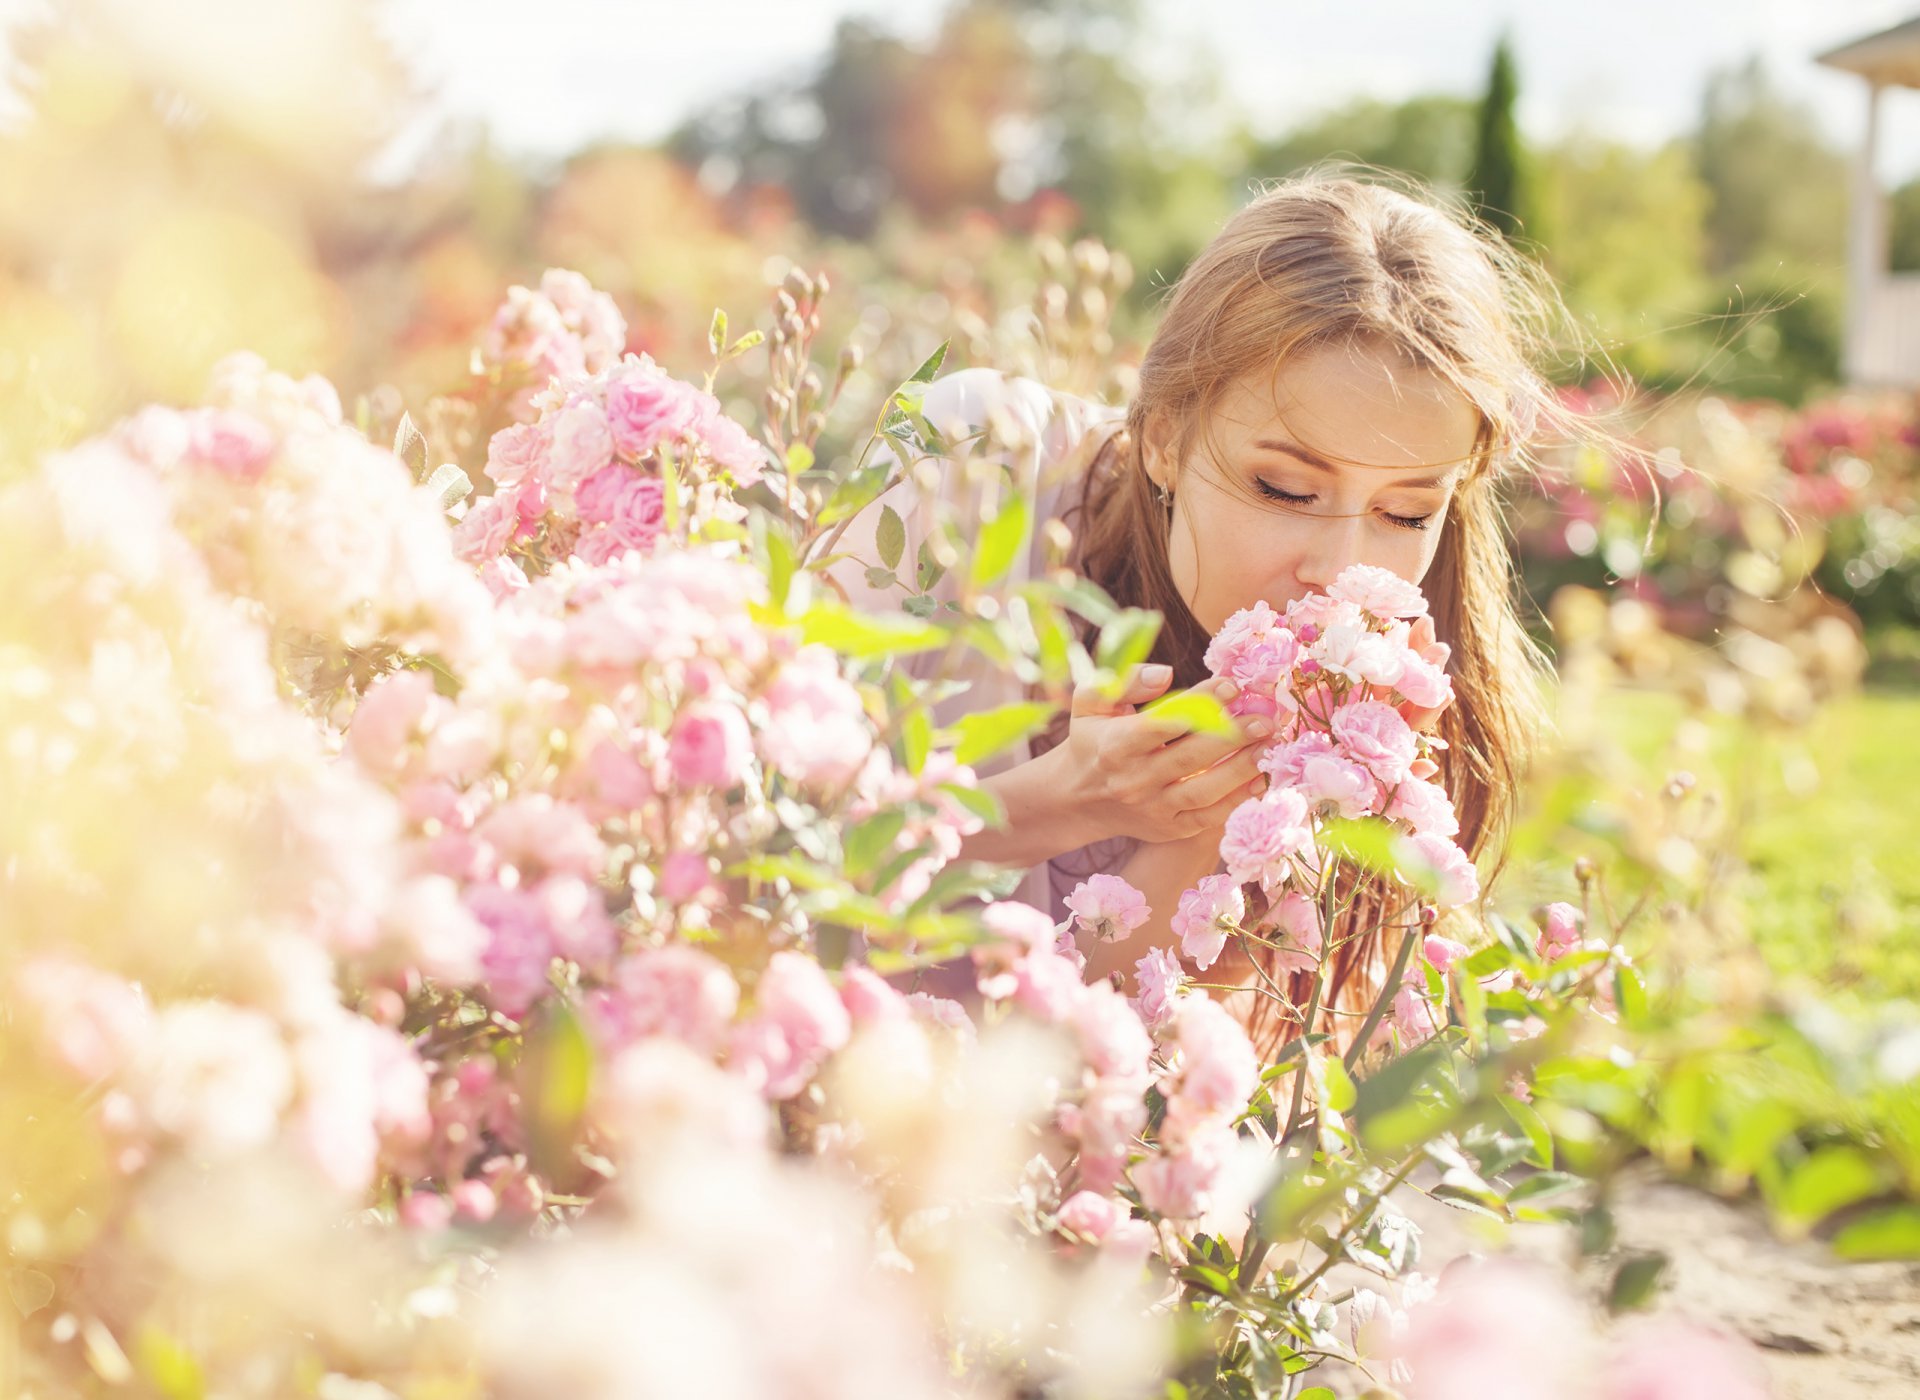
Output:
(1467, 33), (1531, 243)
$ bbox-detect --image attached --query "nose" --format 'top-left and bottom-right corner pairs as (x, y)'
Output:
(1291, 511), (1369, 596)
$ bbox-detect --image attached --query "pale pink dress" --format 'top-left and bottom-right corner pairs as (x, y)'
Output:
(824, 366), (1137, 921)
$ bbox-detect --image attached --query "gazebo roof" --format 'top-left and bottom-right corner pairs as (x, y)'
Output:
(1817, 14), (1920, 87)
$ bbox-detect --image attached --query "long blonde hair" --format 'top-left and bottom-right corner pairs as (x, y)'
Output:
(1058, 165), (1575, 1055)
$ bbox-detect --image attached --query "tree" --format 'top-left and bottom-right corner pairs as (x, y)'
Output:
(1466, 34), (1534, 243)
(1248, 94), (1478, 192)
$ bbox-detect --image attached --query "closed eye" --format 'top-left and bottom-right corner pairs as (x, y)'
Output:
(1254, 478), (1434, 532)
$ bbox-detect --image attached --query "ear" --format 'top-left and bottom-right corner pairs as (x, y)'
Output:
(1138, 409), (1177, 493)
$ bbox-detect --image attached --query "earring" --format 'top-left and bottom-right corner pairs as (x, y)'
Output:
(1155, 480), (1173, 506)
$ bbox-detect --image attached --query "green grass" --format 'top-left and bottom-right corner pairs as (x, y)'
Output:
(1589, 687), (1920, 1002)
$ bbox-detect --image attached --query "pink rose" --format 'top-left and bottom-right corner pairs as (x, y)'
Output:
(756, 646), (873, 788)
(1400, 831), (1481, 908)
(1133, 1119), (1237, 1221)
(1270, 890), (1324, 974)
(728, 951), (852, 1100)
(658, 850), (716, 903)
(546, 399), (614, 491)
(186, 408), (275, 481)
(1171, 873), (1246, 971)
(466, 883), (557, 1018)
(588, 944), (739, 1056)
(1220, 788), (1312, 891)
(691, 399), (769, 486)
(452, 493), (517, 563)
(1069, 982), (1153, 1080)
(1387, 776), (1460, 838)
(605, 364), (703, 460)
(1536, 902), (1584, 962)
(1161, 995), (1258, 1134)
(838, 965), (912, 1028)
(1327, 562), (1429, 618)
(1064, 873), (1151, 944)
(666, 700), (753, 790)
(347, 669), (437, 776)
(484, 420), (551, 488)
(1131, 947), (1186, 1035)
(1330, 699), (1418, 786)
(1056, 1190), (1127, 1242)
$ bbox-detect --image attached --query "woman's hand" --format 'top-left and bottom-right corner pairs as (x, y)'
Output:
(1054, 664), (1271, 846)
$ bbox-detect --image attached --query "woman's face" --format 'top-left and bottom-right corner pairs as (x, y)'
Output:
(1145, 339), (1482, 633)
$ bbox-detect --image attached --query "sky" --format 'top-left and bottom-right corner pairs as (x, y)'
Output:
(5, 0), (1920, 181)
(371, 0), (1920, 181)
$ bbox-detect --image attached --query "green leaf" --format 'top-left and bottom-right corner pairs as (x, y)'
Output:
(1776, 1145), (1891, 1227)
(907, 339), (949, 385)
(1606, 1252), (1668, 1313)
(1318, 818), (1404, 880)
(727, 329), (765, 358)
(708, 308), (728, 357)
(916, 538), (947, 593)
(393, 411), (427, 479)
(1139, 688), (1239, 739)
(1833, 1205), (1920, 1261)
(1501, 1094), (1554, 1170)
(1297, 1390), (1338, 1400)
(819, 460), (893, 526)
(899, 701), (933, 777)
(1093, 607), (1162, 679)
(948, 700), (1056, 766)
(864, 566), (897, 590)
(844, 809), (908, 877)
(134, 1322), (205, 1400)
(793, 601), (946, 658)
(940, 781), (1006, 829)
(522, 1001), (595, 1178)
(1508, 1170), (1582, 1203)
(425, 462), (472, 509)
(877, 505), (906, 570)
(786, 442), (815, 476)
(971, 493), (1031, 589)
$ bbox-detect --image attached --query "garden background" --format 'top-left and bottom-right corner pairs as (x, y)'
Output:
(3, 0), (1919, 1395)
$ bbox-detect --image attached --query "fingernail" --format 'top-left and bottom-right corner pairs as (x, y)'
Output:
(1216, 678), (1239, 700)
(1247, 777), (1266, 797)
(1244, 718), (1272, 739)
(1142, 664), (1171, 685)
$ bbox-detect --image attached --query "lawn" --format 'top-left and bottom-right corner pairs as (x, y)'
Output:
(1588, 685), (1920, 1003)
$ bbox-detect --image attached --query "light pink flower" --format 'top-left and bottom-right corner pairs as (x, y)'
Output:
(1537, 902), (1585, 962)
(728, 951), (853, 1100)
(15, 956), (153, 1081)
(1070, 982), (1153, 1080)
(484, 420), (551, 488)
(1328, 562), (1429, 618)
(1423, 934), (1469, 976)
(756, 646), (873, 788)
(1131, 947), (1186, 1035)
(1331, 698), (1418, 786)
(476, 794), (605, 878)
(451, 493), (517, 563)
(1396, 649), (1454, 710)
(1133, 1119), (1237, 1221)
(1392, 1256), (1594, 1400)
(1161, 995), (1258, 1135)
(589, 944), (739, 1055)
(1064, 873), (1151, 944)
(575, 466), (665, 552)
(1603, 1315), (1772, 1400)
(1387, 775), (1460, 838)
(980, 900), (1059, 953)
(1400, 832), (1481, 908)
(1220, 788), (1312, 891)
(466, 883), (557, 1018)
(545, 399), (614, 492)
(605, 363), (704, 460)
(1269, 890), (1324, 974)
(1295, 746), (1381, 818)
(657, 850), (716, 903)
(1171, 873), (1246, 971)
(1057, 1190), (1127, 1242)
(129, 1001), (295, 1157)
(666, 700), (753, 790)
(691, 399), (769, 486)
(838, 965), (912, 1028)
(186, 408), (276, 481)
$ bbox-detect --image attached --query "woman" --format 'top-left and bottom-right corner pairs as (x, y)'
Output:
(831, 168), (1560, 1055)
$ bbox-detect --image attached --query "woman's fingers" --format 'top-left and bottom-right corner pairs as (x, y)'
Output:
(1172, 776), (1268, 839)
(1070, 663), (1173, 719)
(1166, 746), (1267, 814)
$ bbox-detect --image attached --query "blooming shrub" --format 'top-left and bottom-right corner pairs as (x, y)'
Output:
(0, 267), (1796, 1400)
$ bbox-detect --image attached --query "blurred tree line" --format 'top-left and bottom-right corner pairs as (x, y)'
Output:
(674, 0), (1914, 403)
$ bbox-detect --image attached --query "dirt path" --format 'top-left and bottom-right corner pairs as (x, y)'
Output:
(1351, 1163), (1920, 1397)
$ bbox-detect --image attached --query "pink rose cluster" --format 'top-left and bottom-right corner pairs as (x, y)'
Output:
(478, 267), (628, 418)
(970, 882), (1263, 1242)
(1173, 565), (1477, 978)
(456, 321), (773, 577)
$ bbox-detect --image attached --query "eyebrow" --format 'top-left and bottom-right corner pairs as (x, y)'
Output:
(1251, 438), (1456, 491)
